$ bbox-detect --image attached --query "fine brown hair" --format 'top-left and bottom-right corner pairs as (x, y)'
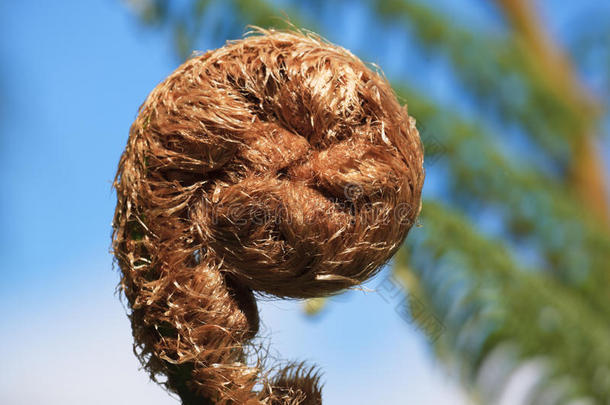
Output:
(112, 28), (424, 404)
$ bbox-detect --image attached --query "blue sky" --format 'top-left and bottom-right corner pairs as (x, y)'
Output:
(0, 1), (607, 404)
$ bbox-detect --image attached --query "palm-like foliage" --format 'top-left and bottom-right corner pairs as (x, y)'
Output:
(123, 0), (610, 403)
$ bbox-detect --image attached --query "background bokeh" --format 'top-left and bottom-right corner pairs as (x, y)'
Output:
(1, 1), (609, 404)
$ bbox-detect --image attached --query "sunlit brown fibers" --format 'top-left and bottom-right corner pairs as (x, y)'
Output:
(112, 28), (424, 404)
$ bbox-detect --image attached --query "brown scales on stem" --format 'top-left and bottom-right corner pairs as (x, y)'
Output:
(112, 28), (424, 404)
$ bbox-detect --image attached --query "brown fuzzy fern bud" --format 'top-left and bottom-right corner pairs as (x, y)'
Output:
(112, 28), (424, 404)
